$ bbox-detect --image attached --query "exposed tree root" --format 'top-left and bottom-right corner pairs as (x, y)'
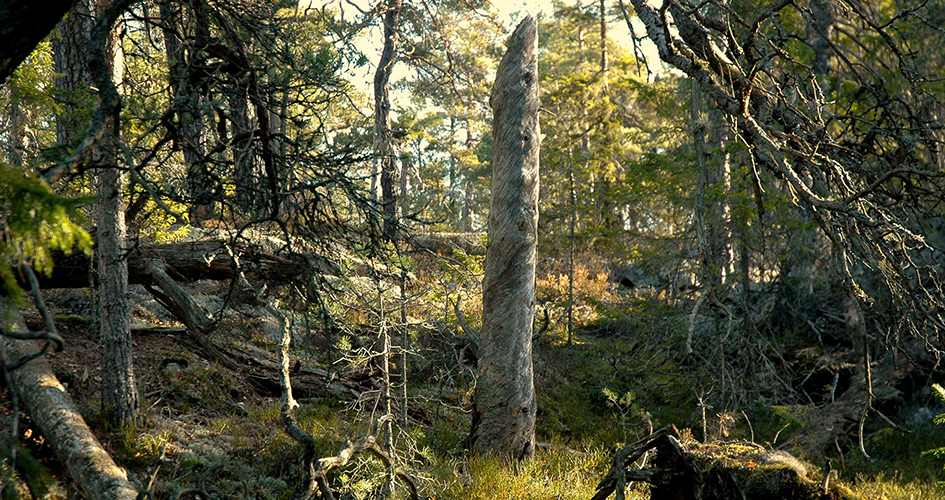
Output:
(591, 425), (862, 500)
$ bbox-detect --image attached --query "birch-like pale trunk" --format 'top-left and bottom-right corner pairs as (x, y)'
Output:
(470, 15), (539, 460)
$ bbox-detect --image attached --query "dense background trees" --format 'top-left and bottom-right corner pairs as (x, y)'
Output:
(3, 0), (945, 498)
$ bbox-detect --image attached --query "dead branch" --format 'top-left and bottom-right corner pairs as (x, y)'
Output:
(275, 296), (421, 500)
(591, 425), (680, 500)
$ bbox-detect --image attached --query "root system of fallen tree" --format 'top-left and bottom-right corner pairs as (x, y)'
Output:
(591, 426), (861, 500)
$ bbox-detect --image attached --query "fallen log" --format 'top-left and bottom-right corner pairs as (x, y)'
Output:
(409, 232), (486, 256)
(0, 303), (137, 500)
(591, 426), (861, 500)
(34, 238), (339, 289)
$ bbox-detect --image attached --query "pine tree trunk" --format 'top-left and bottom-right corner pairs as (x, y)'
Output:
(93, 0), (138, 427)
(53, 0), (94, 149)
(470, 16), (539, 460)
(374, 0), (403, 240)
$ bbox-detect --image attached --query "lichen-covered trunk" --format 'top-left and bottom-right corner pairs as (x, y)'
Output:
(0, 303), (137, 500)
(93, 0), (138, 427)
(471, 16), (539, 460)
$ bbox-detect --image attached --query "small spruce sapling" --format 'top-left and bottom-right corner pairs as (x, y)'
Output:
(922, 383), (945, 486)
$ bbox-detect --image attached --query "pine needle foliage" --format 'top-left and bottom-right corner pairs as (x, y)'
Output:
(0, 162), (92, 298)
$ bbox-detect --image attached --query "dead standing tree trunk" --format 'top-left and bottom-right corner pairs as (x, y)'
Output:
(469, 16), (540, 460)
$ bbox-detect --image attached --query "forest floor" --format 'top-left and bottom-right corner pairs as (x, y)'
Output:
(4, 268), (945, 499)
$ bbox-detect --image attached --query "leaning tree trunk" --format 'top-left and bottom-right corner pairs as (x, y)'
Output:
(469, 16), (540, 460)
(0, 303), (137, 500)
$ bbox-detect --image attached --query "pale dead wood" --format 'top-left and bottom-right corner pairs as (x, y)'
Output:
(472, 14), (541, 459)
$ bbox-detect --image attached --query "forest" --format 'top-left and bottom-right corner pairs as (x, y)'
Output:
(1, 0), (945, 498)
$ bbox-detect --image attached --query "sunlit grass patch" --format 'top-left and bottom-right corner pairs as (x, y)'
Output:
(854, 472), (945, 500)
(440, 448), (621, 500)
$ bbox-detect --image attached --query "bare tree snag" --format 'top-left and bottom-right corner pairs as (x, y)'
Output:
(470, 15), (540, 460)
(0, 302), (137, 500)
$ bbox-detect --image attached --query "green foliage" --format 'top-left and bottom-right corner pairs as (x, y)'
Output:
(0, 434), (58, 500)
(0, 162), (91, 298)
(923, 383), (945, 485)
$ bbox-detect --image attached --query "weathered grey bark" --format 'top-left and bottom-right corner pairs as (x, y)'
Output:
(373, 0), (403, 240)
(92, 0), (138, 427)
(689, 82), (731, 291)
(0, 302), (137, 500)
(470, 16), (539, 460)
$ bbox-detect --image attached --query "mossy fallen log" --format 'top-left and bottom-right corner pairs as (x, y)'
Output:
(592, 426), (861, 500)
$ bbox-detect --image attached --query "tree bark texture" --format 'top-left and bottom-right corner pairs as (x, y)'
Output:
(373, 0), (403, 240)
(53, 0), (94, 148)
(471, 16), (539, 460)
(0, 303), (137, 500)
(689, 82), (731, 291)
(92, 0), (138, 427)
(0, 0), (76, 85)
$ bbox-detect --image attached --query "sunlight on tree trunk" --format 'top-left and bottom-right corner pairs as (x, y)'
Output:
(0, 304), (137, 500)
(470, 15), (539, 460)
(94, 0), (138, 428)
